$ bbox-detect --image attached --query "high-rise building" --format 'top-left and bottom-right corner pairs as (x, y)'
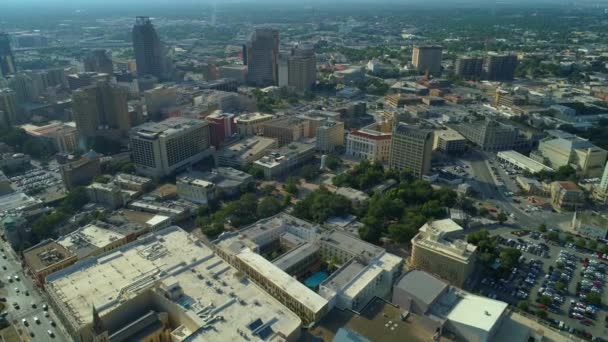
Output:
(262, 116), (309, 146)
(143, 85), (178, 121)
(0, 88), (18, 127)
(246, 28), (279, 87)
(412, 45), (442, 75)
(483, 53), (518, 81)
(72, 81), (130, 143)
(0, 33), (16, 76)
(316, 120), (344, 153)
(278, 51), (289, 87)
(454, 56), (483, 79)
(389, 123), (433, 179)
(130, 117), (211, 177)
(132, 16), (166, 80)
(594, 163), (608, 203)
(288, 45), (316, 92)
(84, 49), (114, 75)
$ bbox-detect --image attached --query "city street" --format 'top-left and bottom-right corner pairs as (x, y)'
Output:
(0, 240), (68, 342)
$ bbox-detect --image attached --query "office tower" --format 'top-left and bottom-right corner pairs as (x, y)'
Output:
(412, 45), (442, 75)
(72, 81), (130, 143)
(84, 49), (114, 74)
(143, 85), (177, 121)
(595, 162), (608, 203)
(130, 117), (211, 177)
(454, 56), (483, 79)
(132, 16), (166, 79)
(0, 33), (16, 76)
(246, 28), (279, 87)
(278, 52), (289, 87)
(483, 53), (518, 81)
(0, 88), (18, 126)
(389, 123), (433, 179)
(288, 45), (316, 92)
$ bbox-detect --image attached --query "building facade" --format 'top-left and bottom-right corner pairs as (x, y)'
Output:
(130, 117), (211, 178)
(316, 120), (344, 153)
(389, 123), (433, 179)
(176, 176), (216, 205)
(287, 45), (316, 92)
(0, 33), (16, 76)
(412, 45), (442, 75)
(454, 56), (483, 79)
(262, 117), (309, 146)
(83, 49), (114, 75)
(550, 181), (585, 212)
(0, 88), (18, 127)
(345, 122), (392, 163)
(235, 112), (275, 136)
(483, 53), (518, 81)
(246, 28), (279, 87)
(132, 16), (167, 80)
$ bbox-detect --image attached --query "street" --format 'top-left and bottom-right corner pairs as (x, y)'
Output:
(0, 239), (69, 342)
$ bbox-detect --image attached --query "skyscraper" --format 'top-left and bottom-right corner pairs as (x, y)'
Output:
(72, 81), (130, 144)
(454, 56), (483, 79)
(84, 49), (114, 75)
(0, 33), (16, 76)
(246, 28), (279, 87)
(389, 123), (434, 179)
(483, 53), (518, 81)
(132, 17), (166, 80)
(0, 88), (18, 127)
(288, 44), (316, 92)
(412, 45), (442, 75)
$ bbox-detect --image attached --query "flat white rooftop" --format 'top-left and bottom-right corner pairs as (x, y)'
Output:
(419, 219), (463, 236)
(497, 150), (554, 174)
(237, 248), (328, 314)
(446, 292), (508, 332)
(46, 227), (301, 340)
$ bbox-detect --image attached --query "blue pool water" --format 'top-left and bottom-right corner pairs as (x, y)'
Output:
(304, 271), (329, 289)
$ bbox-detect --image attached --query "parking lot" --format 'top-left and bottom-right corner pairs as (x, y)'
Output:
(478, 231), (608, 340)
(9, 168), (62, 194)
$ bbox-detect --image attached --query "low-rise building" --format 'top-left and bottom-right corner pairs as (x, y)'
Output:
(176, 176), (216, 205)
(86, 182), (125, 209)
(410, 219), (477, 287)
(234, 112), (275, 136)
(537, 134), (608, 178)
(515, 176), (546, 195)
(433, 128), (466, 154)
(345, 121), (392, 163)
(56, 222), (129, 259)
(497, 150), (554, 174)
(254, 142), (315, 179)
(23, 240), (77, 286)
(46, 226), (303, 342)
(335, 187), (370, 205)
(571, 211), (608, 240)
(550, 181), (585, 212)
(262, 117), (310, 146)
(59, 152), (101, 190)
(216, 136), (278, 168)
(199, 167), (253, 197)
(113, 173), (152, 194)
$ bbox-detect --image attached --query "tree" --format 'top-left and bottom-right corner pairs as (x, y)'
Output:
(565, 235), (574, 243)
(588, 240), (598, 251)
(261, 185), (276, 196)
(497, 212), (508, 224)
(325, 154), (341, 171)
(282, 194), (292, 207)
(538, 224), (547, 233)
(93, 176), (110, 184)
(257, 196), (283, 219)
(538, 296), (553, 306)
(387, 223), (418, 243)
(248, 166), (265, 180)
(300, 165), (320, 181)
(555, 281), (566, 292)
(586, 292), (602, 306)
(196, 205), (210, 217)
(536, 310), (548, 319)
(575, 238), (587, 248)
(518, 300), (529, 312)
(499, 248), (522, 271)
(61, 187), (88, 213)
(547, 231), (560, 242)
(284, 177), (299, 195)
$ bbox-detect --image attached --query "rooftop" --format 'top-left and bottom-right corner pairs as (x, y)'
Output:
(56, 223), (125, 259)
(419, 219), (463, 236)
(23, 240), (75, 273)
(46, 227), (301, 340)
(434, 129), (465, 142)
(441, 290), (508, 333)
(320, 230), (384, 261)
(132, 117), (207, 140)
(394, 270), (449, 308)
(554, 181), (582, 192)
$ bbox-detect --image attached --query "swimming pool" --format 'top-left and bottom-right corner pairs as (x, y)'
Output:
(304, 271), (329, 289)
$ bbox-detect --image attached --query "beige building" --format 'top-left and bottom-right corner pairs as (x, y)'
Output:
(537, 135), (607, 178)
(46, 226), (302, 342)
(434, 128), (466, 154)
(262, 116), (310, 146)
(389, 123), (433, 179)
(235, 112), (275, 136)
(22, 121), (79, 153)
(315, 120), (344, 152)
(287, 45), (316, 92)
(254, 142), (316, 179)
(216, 136), (278, 168)
(345, 121), (392, 163)
(594, 162), (608, 203)
(130, 117), (211, 177)
(410, 219), (477, 287)
(86, 182), (125, 209)
(23, 240), (77, 286)
(144, 85), (178, 121)
(550, 181), (585, 212)
(412, 45), (443, 74)
(72, 81), (130, 143)
(176, 176), (216, 205)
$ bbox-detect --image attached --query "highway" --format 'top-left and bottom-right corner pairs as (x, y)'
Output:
(0, 240), (69, 342)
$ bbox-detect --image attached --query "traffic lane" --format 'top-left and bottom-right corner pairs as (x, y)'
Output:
(0, 241), (67, 341)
